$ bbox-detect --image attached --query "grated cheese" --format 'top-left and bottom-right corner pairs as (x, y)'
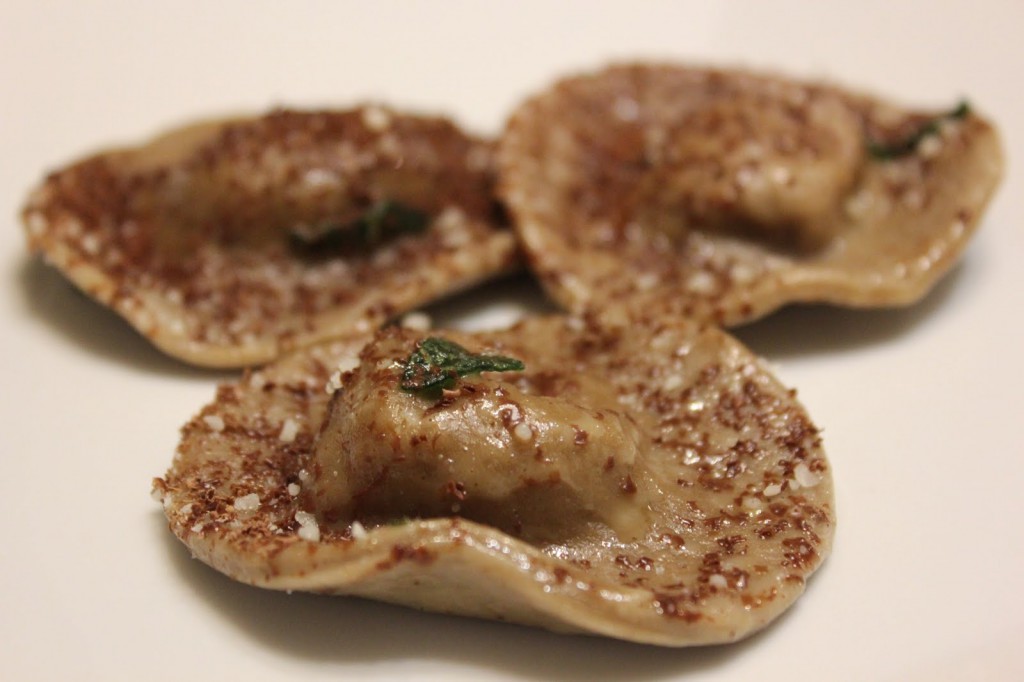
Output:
(350, 520), (368, 540)
(279, 418), (299, 443)
(295, 511), (320, 542)
(233, 493), (260, 513)
(203, 415), (225, 432)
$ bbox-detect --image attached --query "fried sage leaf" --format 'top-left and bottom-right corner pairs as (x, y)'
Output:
(399, 336), (525, 396)
(289, 200), (429, 253)
(867, 100), (972, 160)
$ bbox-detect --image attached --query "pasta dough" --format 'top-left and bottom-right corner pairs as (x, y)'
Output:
(155, 314), (834, 646)
(499, 63), (1003, 325)
(23, 106), (518, 367)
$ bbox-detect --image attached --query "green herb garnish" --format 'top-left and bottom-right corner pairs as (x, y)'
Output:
(399, 337), (525, 397)
(290, 200), (429, 253)
(867, 100), (971, 160)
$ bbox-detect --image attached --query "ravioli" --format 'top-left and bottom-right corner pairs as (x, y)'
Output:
(23, 106), (518, 367)
(155, 314), (834, 646)
(498, 63), (1004, 325)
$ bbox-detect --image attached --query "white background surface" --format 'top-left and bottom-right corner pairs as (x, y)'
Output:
(2, 1), (1023, 680)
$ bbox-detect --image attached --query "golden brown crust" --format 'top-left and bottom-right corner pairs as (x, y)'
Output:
(155, 315), (834, 646)
(23, 107), (519, 367)
(498, 63), (1004, 325)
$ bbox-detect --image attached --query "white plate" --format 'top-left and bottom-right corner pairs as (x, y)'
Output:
(2, 2), (1022, 680)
